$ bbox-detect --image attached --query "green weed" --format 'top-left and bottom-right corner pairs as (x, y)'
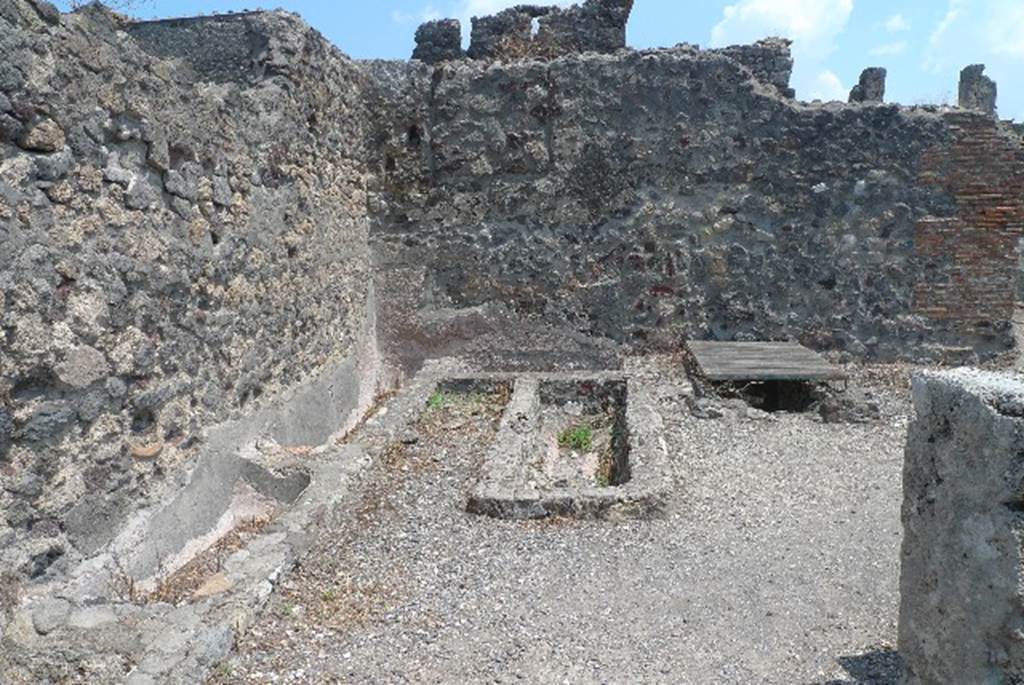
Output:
(427, 391), (449, 410)
(558, 424), (594, 451)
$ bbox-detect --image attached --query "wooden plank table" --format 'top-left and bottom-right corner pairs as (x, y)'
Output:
(687, 341), (846, 382)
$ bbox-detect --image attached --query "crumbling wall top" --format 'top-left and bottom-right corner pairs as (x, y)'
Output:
(410, 2), (797, 99)
(849, 67), (887, 104)
(124, 12), (279, 83)
(467, 5), (551, 61)
(412, 0), (633, 63)
(412, 18), (464, 64)
(959, 64), (997, 116)
(709, 38), (795, 98)
(532, 0), (634, 57)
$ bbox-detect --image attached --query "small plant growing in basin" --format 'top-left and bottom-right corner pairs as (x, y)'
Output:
(558, 424), (594, 451)
(427, 391), (449, 410)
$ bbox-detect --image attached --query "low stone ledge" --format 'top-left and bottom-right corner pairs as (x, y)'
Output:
(4, 444), (367, 684)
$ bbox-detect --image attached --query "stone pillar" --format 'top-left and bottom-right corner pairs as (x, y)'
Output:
(849, 67), (886, 103)
(412, 19), (464, 64)
(899, 369), (1024, 684)
(959, 64), (997, 116)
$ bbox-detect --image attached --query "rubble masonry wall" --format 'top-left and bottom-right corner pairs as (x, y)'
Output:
(0, 0), (377, 598)
(366, 48), (1024, 370)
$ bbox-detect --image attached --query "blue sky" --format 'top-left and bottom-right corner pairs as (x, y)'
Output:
(58, 1), (1024, 121)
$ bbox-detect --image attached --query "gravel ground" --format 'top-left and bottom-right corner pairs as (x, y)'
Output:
(212, 360), (910, 684)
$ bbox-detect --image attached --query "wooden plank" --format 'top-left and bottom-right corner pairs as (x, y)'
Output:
(688, 341), (846, 382)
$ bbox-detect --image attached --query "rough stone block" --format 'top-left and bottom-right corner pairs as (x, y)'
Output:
(20, 401), (75, 443)
(412, 19), (464, 64)
(145, 136), (170, 173)
(124, 180), (157, 210)
(959, 64), (997, 115)
(35, 148), (73, 181)
(55, 345), (110, 390)
(0, 113), (23, 142)
(849, 67), (886, 103)
(31, 597), (71, 635)
(211, 175), (233, 206)
(899, 369), (1024, 684)
(163, 163), (201, 202)
(17, 117), (65, 152)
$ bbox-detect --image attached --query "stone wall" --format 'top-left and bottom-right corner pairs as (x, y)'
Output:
(899, 370), (1024, 684)
(366, 46), (1024, 370)
(0, 0), (376, 597)
(125, 12), (270, 84)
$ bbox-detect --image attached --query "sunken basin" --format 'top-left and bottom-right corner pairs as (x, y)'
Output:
(465, 373), (671, 520)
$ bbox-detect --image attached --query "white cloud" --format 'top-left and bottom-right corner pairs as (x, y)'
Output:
(808, 69), (847, 101)
(711, 0), (853, 56)
(709, 0), (854, 61)
(710, 0), (854, 101)
(988, 4), (1024, 58)
(870, 41), (907, 57)
(925, 4), (962, 70)
(884, 14), (910, 33)
(924, 0), (1023, 71)
(917, 0), (1024, 119)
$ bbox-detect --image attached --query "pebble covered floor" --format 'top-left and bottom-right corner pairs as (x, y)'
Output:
(213, 360), (909, 684)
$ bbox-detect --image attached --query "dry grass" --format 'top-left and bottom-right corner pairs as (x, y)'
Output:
(335, 387), (401, 446)
(210, 386), (512, 683)
(144, 515), (273, 606)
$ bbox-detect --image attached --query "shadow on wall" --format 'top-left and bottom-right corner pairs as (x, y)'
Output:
(813, 648), (902, 685)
